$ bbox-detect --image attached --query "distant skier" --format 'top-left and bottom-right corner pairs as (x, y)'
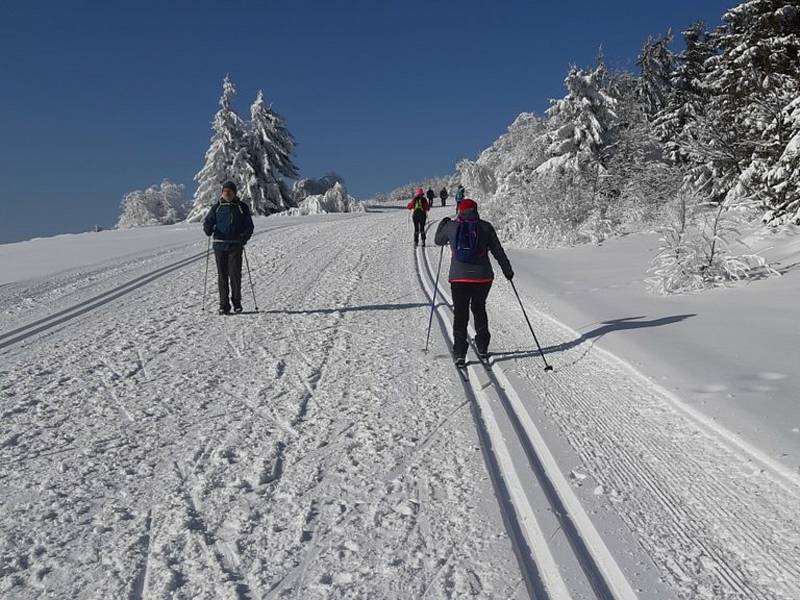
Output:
(426, 187), (435, 206)
(439, 187), (448, 207)
(454, 185), (465, 210)
(203, 181), (254, 315)
(407, 188), (431, 247)
(434, 198), (513, 367)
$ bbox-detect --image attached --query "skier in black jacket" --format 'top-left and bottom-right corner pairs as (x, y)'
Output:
(203, 181), (254, 314)
(434, 198), (513, 366)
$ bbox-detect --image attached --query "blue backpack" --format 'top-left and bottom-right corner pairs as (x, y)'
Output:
(454, 217), (481, 263)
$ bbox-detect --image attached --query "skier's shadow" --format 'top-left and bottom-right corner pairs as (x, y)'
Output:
(260, 302), (428, 316)
(491, 314), (696, 364)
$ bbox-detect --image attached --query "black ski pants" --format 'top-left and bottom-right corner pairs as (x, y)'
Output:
(214, 246), (243, 310)
(451, 282), (492, 357)
(412, 211), (427, 245)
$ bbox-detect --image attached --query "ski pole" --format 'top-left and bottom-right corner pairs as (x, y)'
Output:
(243, 246), (259, 312)
(424, 246), (445, 352)
(201, 236), (211, 312)
(510, 279), (553, 371)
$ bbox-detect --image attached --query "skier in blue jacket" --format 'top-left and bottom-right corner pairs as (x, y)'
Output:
(203, 181), (254, 314)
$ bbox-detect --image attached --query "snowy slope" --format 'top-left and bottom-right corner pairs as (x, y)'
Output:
(1, 206), (799, 599)
(504, 227), (800, 471)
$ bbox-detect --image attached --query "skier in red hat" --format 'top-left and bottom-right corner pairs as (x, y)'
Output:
(434, 198), (513, 366)
(407, 188), (431, 247)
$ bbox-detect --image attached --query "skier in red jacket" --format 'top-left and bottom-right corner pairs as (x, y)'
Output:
(407, 188), (431, 247)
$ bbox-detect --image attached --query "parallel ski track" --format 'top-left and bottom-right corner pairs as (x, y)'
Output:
(0, 222), (303, 351)
(413, 229), (639, 600)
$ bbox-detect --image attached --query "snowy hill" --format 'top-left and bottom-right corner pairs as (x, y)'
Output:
(1, 206), (798, 599)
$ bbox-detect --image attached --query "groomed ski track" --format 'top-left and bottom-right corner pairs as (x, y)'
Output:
(414, 233), (638, 600)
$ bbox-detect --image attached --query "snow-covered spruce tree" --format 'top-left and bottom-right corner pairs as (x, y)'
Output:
(536, 58), (619, 176)
(685, 1), (800, 205)
(186, 76), (250, 222)
(710, 1), (800, 225)
(760, 96), (800, 225)
(653, 22), (715, 165)
(636, 31), (675, 120)
(246, 90), (298, 213)
(598, 72), (680, 232)
(117, 180), (188, 229)
(528, 58), (620, 243)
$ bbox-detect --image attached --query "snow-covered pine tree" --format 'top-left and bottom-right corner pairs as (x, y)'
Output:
(688, 1), (800, 205)
(117, 180), (188, 229)
(536, 58), (619, 176)
(758, 95), (800, 225)
(245, 90), (298, 214)
(709, 1), (800, 223)
(653, 22), (714, 165)
(636, 31), (675, 120)
(600, 72), (678, 230)
(186, 76), (250, 222)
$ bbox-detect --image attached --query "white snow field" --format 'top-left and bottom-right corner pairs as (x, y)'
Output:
(1, 206), (798, 599)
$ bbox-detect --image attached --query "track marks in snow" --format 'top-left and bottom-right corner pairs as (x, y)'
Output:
(473, 253), (800, 600)
(1, 213), (521, 598)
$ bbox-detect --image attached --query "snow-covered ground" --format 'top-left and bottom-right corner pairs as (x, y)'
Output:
(1, 206), (798, 599)
(505, 226), (800, 472)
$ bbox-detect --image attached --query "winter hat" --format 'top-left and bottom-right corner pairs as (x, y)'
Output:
(415, 187), (424, 197)
(458, 198), (478, 213)
(222, 180), (237, 193)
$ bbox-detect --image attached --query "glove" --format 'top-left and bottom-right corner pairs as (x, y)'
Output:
(441, 217), (451, 224)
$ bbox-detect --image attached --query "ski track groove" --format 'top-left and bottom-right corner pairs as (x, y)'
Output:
(484, 285), (800, 599)
(0, 222), (305, 353)
(128, 509), (153, 600)
(415, 241), (626, 600)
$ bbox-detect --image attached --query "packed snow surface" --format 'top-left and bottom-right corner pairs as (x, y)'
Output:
(1, 206), (798, 599)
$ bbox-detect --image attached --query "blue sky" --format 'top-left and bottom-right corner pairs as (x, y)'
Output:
(0, 0), (736, 243)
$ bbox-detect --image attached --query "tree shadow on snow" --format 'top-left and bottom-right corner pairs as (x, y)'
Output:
(491, 314), (697, 365)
